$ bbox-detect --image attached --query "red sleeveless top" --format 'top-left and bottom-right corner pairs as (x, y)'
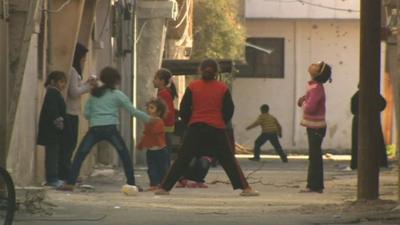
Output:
(188, 80), (228, 129)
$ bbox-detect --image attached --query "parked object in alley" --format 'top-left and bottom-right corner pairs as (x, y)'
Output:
(0, 166), (16, 225)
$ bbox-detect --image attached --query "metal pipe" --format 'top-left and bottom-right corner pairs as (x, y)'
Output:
(47, 0), (53, 67)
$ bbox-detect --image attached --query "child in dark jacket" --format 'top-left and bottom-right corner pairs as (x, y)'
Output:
(246, 104), (287, 162)
(37, 71), (68, 188)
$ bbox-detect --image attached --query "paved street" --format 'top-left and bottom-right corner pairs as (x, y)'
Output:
(14, 156), (400, 225)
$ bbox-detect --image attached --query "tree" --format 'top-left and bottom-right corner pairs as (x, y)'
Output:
(191, 0), (245, 60)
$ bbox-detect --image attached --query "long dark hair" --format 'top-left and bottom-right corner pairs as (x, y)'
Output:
(45, 71), (66, 87)
(91, 67), (121, 97)
(155, 68), (178, 99)
(200, 59), (219, 81)
(72, 43), (88, 76)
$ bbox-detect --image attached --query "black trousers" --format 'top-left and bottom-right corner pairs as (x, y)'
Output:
(253, 132), (287, 160)
(59, 114), (79, 180)
(184, 157), (211, 183)
(350, 115), (388, 170)
(306, 127), (326, 191)
(161, 123), (249, 191)
(45, 142), (61, 183)
(350, 116), (358, 170)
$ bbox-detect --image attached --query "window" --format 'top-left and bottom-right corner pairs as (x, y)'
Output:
(238, 37), (284, 78)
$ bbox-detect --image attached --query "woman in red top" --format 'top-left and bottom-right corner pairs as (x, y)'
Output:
(155, 59), (258, 196)
(153, 69), (177, 165)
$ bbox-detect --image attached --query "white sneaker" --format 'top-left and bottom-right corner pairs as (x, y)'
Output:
(341, 166), (352, 172)
(122, 184), (138, 196)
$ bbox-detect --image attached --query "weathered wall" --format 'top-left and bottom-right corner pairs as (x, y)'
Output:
(135, 0), (177, 165)
(245, 0), (360, 19)
(3, 0), (44, 185)
(7, 34), (42, 186)
(233, 19), (362, 151)
(0, 20), (9, 171)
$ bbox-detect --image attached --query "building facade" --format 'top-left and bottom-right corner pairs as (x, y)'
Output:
(233, 0), (366, 152)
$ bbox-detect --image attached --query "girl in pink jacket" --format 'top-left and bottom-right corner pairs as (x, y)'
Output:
(297, 61), (332, 193)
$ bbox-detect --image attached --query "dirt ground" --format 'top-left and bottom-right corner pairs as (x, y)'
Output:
(13, 156), (400, 225)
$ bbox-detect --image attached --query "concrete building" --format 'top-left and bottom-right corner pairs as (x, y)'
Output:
(0, 0), (183, 186)
(233, 0), (365, 152)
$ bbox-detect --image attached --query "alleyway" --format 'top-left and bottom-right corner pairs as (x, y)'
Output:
(13, 157), (400, 225)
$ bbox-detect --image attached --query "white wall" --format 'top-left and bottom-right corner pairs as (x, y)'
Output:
(245, 0), (360, 19)
(233, 19), (361, 151)
(233, 20), (296, 150)
(7, 34), (42, 186)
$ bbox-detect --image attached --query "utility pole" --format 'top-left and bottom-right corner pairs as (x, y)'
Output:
(358, 0), (382, 200)
(395, 0), (400, 201)
(0, 3), (9, 168)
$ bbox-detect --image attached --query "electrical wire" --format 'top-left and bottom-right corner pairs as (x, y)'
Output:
(97, 0), (112, 40)
(296, 0), (360, 13)
(173, 0), (189, 29)
(261, 0), (359, 13)
(135, 21), (148, 44)
(44, 0), (72, 13)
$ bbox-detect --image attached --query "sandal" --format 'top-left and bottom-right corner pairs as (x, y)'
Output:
(299, 188), (323, 193)
(176, 179), (188, 188)
(154, 188), (170, 195)
(196, 182), (208, 188)
(146, 186), (159, 192)
(240, 188), (260, 197)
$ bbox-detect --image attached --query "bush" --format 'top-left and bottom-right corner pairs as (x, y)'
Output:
(191, 0), (245, 60)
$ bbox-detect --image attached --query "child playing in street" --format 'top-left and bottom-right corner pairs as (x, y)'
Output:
(246, 104), (288, 162)
(37, 71), (68, 188)
(137, 98), (169, 191)
(59, 67), (151, 194)
(155, 59), (259, 196)
(153, 68), (177, 165)
(297, 61), (332, 193)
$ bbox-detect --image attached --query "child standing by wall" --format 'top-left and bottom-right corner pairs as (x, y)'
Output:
(246, 104), (288, 162)
(37, 71), (68, 188)
(153, 69), (177, 165)
(137, 98), (169, 191)
(297, 61), (332, 193)
(59, 67), (151, 194)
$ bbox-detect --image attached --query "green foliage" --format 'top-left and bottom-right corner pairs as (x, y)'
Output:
(191, 0), (245, 60)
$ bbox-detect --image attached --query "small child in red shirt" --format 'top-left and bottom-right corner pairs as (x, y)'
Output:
(137, 98), (168, 191)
